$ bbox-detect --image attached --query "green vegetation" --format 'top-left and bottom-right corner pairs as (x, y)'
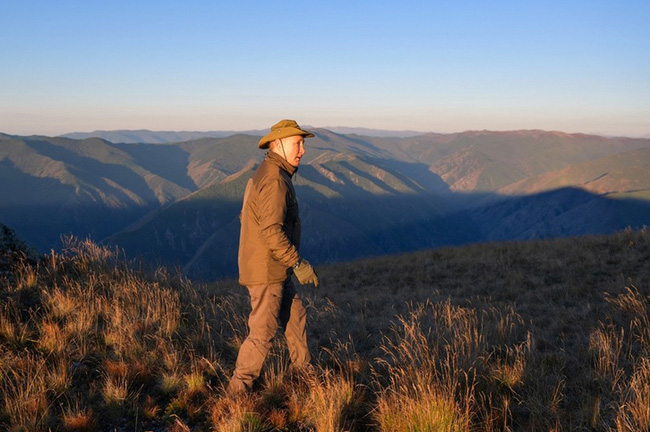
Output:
(1, 227), (648, 431)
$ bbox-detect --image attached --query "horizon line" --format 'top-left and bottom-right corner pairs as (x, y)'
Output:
(2, 127), (649, 140)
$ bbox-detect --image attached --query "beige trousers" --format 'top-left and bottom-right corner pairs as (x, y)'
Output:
(228, 278), (310, 393)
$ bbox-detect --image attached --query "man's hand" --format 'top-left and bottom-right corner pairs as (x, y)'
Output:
(293, 259), (319, 287)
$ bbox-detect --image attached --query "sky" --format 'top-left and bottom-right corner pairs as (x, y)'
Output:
(1, 0), (649, 137)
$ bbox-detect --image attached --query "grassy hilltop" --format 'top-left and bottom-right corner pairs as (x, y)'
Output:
(0, 228), (649, 431)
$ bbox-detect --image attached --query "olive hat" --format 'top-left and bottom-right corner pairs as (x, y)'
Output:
(258, 119), (315, 149)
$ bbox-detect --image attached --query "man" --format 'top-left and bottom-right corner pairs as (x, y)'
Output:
(228, 119), (319, 395)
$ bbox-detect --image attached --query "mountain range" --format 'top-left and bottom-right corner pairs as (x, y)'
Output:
(1, 129), (649, 279)
(58, 127), (426, 144)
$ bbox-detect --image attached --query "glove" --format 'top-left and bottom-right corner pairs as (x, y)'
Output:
(293, 259), (319, 287)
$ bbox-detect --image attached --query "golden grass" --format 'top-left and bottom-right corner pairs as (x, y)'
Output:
(1, 354), (52, 430)
(62, 409), (95, 432)
(61, 397), (95, 432)
(306, 369), (357, 432)
(0, 229), (648, 430)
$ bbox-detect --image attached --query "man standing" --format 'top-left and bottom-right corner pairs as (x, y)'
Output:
(228, 119), (319, 395)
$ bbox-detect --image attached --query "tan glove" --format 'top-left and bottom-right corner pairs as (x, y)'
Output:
(293, 259), (319, 287)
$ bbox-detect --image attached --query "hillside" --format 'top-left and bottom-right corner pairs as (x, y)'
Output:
(108, 147), (472, 280)
(2, 129), (650, 279)
(370, 130), (650, 184)
(106, 130), (650, 279)
(0, 228), (648, 431)
(500, 147), (650, 197)
(0, 135), (194, 250)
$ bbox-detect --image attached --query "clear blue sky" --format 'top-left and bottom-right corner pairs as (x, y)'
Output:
(1, 0), (649, 136)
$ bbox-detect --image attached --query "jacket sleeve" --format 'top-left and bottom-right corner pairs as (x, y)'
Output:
(257, 178), (300, 267)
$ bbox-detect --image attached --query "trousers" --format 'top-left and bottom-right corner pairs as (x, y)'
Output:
(228, 278), (310, 393)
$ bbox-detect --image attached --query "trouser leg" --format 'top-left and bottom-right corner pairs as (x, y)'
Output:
(279, 279), (311, 367)
(228, 283), (282, 394)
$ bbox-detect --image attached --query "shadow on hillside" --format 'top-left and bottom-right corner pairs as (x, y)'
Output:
(25, 139), (162, 204)
(296, 158), (451, 201)
(114, 143), (197, 190)
(173, 186), (650, 281)
(366, 158), (452, 194)
(0, 159), (156, 252)
(473, 187), (650, 241)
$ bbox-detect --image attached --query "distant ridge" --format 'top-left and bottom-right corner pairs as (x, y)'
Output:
(56, 127), (647, 145)
(58, 127), (430, 143)
(59, 129), (266, 144)
(320, 126), (428, 138)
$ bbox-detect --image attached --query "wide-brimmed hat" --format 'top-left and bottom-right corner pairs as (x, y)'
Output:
(258, 119), (314, 149)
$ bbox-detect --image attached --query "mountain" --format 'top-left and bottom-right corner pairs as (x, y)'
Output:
(474, 147), (650, 241)
(320, 126), (428, 137)
(60, 127), (428, 143)
(0, 134), (194, 250)
(388, 130), (650, 188)
(474, 187), (650, 241)
(2, 128), (650, 279)
(59, 129), (266, 144)
(107, 131), (473, 279)
(104, 130), (650, 279)
(430, 147), (528, 192)
(499, 147), (650, 197)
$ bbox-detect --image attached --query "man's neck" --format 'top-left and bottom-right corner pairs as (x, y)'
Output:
(267, 151), (297, 176)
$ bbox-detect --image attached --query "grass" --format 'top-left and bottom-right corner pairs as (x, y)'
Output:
(0, 228), (648, 431)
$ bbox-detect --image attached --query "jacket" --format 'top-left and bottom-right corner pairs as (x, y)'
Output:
(238, 151), (301, 286)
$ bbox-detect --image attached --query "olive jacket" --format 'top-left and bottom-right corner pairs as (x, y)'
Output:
(238, 151), (301, 286)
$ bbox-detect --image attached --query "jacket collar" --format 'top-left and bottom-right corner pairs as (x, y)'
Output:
(266, 151), (298, 177)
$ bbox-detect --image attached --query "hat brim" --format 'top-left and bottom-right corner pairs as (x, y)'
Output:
(258, 128), (315, 149)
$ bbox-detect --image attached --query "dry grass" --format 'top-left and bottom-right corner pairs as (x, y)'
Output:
(306, 369), (357, 432)
(62, 400), (95, 432)
(0, 229), (648, 430)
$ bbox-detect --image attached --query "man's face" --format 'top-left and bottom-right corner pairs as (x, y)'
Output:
(277, 135), (306, 167)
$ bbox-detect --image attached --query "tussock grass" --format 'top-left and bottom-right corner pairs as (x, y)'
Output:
(62, 402), (95, 432)
(0, 229), (648, 430)
(306, 368), (357, 432)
